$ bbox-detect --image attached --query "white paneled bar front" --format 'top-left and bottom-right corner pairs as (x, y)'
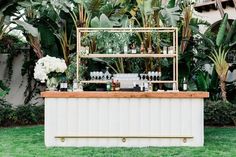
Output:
(42, 91), (209, 147)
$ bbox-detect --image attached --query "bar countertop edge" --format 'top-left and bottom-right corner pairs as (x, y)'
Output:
(41, 91), (209, 98)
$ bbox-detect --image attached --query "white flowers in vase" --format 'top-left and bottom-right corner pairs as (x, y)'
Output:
(34, 55), (67, 83)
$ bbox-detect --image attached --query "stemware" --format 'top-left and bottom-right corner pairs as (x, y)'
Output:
(140, 74), (144, 81)
(90, 72), (93, 80)
(95, 71), (100, 80)
(158, 72), (162, 80)
(151, 71), (155, 81)
(99, 72), (104, 80)
(148, 71), (152, 81)
(154, 72), (158, 81)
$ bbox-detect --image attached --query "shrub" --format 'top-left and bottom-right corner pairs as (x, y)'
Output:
(0, 99), (16, 126)
(204, 100), (236, 126)
(15, 104), (37, 125)
(33, 104), (44, 124)
(0, 99), (44, 127)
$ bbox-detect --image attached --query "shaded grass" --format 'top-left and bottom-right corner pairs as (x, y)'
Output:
(0, 126), (236, 157)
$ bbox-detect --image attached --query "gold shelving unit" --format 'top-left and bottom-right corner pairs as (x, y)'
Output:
(76, 27), (178, 89)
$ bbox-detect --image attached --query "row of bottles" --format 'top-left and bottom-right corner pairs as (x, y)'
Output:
(59, 78), (83, 92)
(58, 77), (187, 92)
(107, 42), (174, 54)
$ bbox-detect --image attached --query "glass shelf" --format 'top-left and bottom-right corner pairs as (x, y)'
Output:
(80, 80), (177, 84)
(80, 54), (177, 58)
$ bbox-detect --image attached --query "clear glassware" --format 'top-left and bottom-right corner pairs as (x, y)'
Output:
(151, 71), (155, 81)
(144, 74), (148, 80)
(140, 74), (144, 81)
(158, 71), (162, 80)
(90, 72), (93, 80)
(99, 71), (104, 80)
(104, 67), (111, 80)
(154, 72), (158, 81)
(95, 71), (99, 80)
(148, 71), (152, 81)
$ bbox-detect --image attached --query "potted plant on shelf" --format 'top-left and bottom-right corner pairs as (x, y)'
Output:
(34, 55), (67, 91)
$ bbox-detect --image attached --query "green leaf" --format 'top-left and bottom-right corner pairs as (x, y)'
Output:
(160, 6), (180, 26)
(100, 13), (113, 28)
(225, 19), (236, 44)
(90, 16), (100, 28)
(14, 20), (39, 37)
(196, 71), (209, 91)
(216, 13), (228, 47)
(167, 0), (176, 8)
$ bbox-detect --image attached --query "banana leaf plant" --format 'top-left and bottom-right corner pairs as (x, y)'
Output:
(191, 13), (236, 101)
(0, 0), (18, 40)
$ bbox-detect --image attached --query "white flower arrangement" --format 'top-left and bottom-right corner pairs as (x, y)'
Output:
(34, 55), (67, 83)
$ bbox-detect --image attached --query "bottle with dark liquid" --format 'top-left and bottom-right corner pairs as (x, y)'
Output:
(183, 77), (188, 91)
(60, 77), (68, 92)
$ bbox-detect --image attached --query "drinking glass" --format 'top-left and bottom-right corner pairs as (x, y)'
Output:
(90, 72), (93, 80)
(154, 72), (158, 81)
(140, 74), (144, 81)
(158, 72), (162, 80)
(148, 71), (152, 80)
(99, 72), (104, 80)
(151, 71), (155, 81)
(95, 71), (99, 80)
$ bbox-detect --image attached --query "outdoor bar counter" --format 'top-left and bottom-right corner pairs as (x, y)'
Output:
(42, 91), (209, 147)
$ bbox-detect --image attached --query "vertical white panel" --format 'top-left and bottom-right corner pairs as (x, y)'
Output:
(56, 98), (68, 146)
(45, 97), (204, 147)
(191, 99), (204, 146)
(66, 98), (78, 146)
(45, 98), (57, 147)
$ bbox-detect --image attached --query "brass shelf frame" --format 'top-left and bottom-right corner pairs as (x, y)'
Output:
(76, 27), (179, 89)
(80, 80), (177, 84)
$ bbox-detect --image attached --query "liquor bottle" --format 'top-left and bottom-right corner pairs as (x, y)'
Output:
(111, 79), (116, 91)
(131, 43), (136, 54)
(64, 77), (68, 91)
(78, 82), (83, 92)
(140, 42), (145, 54)
(158, 71), (162, 80)
(104, 67), (111, 80)
(115, 80), (120, 91)
(140, 82), (144, 91)
(106, 81), (111, 91)
(124, 43), (128, 54)
(183, 77), (188, 91)
(60, 78), (64, 91)
(144, 80), (148, 92)
(108, 43), (112, 54)
(148, 81), (153, 92)
(148, 45), (152, 54)
(60, 77), (67, 91)
(73, 79), (78, 92)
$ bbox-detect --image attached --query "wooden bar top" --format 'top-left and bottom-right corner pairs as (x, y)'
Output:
(41, 91), (209, 98)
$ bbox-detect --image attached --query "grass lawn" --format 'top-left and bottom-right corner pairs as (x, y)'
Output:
(0, 126), (236, 157)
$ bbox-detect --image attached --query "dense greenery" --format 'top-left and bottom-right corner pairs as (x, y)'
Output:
(204, 100), (236, 126)
(0, 126), (236, 157)
(2, 98), (236, 127)
(0, 0), (235, 102)
(0, 99), (44, 127)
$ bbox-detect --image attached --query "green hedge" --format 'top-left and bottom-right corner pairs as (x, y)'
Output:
(204, 100), (236, 126)
(1, 98), (236, 127)
(0, 99), (44, 127)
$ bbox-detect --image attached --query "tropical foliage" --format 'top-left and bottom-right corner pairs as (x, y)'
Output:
(0, 0), (235, 103)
